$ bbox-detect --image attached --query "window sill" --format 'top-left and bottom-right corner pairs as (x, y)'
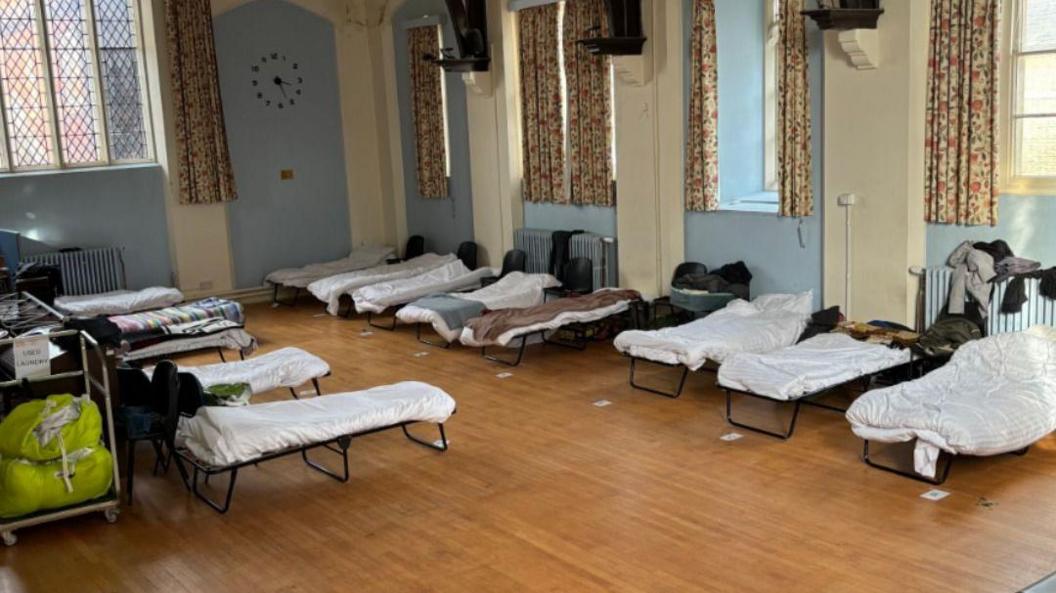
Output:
(0, 161), (160, 180)
(1000, 178), (1056, 197)
(720, 191), (780, 214)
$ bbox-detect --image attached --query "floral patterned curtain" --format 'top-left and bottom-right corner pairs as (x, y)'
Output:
(685, 0), (720, 212)
(777, 0), (813, 217)
(518, 4), (565, 204)
(165, 0), (237, 205)
(408, 25), (449, 198)
(924, 0), (1000, 226)
(563, 0), (614, 207)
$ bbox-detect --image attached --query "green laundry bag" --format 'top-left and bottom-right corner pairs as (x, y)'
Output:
(0, 447), (114, 518)
(0, 394), (103, 462)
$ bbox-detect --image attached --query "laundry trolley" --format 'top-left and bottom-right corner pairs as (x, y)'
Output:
(0, 293), (121, 546)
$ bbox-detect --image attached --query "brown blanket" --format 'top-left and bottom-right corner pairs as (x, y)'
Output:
(466, 289), (641, 342)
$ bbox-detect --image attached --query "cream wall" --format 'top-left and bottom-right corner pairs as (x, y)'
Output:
(821, 0), (929, 324)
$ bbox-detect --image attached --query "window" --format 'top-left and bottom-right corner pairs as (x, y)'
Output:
(0, 0), (152, 173)
(1004, 0), (1056, 193)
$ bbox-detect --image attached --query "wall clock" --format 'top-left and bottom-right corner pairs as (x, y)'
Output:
(250, 52), (303, 110)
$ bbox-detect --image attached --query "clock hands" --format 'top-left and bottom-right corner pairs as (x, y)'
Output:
(273, 76), (291, 98)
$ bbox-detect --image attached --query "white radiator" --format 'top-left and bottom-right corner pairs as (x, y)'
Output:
(513, 228), (618, 289)
(22, 248), (126, 296)
(923, 267), (1055, 335)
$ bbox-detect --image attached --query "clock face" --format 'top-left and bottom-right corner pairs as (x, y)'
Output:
(250, 53), (303, 110)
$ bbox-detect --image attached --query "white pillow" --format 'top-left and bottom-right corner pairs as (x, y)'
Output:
(751, 291), (814, 316)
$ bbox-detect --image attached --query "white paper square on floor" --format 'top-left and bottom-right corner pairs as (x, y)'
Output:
(312, 313), (327, 318)
(413, 351), (430, 358)
(433, 439), (448, 448)
(496, 372), (513, 379)
(360, 331), (374, 337)
(593, 399), (613, 408)
(297, 390), (316, 397)
(720, 432), (744, 442)
(920, 489), (950, 501)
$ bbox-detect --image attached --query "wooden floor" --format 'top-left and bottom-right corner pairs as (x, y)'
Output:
(3, 302), (1055, 592)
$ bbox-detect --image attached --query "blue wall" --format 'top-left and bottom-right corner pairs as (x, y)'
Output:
(523, 202), (617, 237)
(683, 0), (824, 306)
(0, 165), (172, 288)
(393, 0), (475, 255)
(215, 0), (351, 288)
(927, 195), (1056, 267)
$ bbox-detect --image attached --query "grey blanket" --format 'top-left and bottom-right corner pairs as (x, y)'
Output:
(413, 295), (485, 330)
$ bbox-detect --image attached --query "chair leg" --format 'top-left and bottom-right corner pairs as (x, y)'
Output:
(125, 441), (136, 506)
(628, 357), (689, 399)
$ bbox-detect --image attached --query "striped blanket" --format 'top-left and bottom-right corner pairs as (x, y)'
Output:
(109, 298), (244, 334)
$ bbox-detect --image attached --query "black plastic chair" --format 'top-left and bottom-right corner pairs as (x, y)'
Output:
(481, 249), (527, 287)
(405, 235), (425, 260)
(546, 257), (594, 300)
(116, 361), (180, 505)
(457, 241), (478, 269)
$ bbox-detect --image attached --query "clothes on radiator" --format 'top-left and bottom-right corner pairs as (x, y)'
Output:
(1000, 267), (1056, 313)
(947, 241), (996, 318)
(972, 240), (1013, 264)
(994, 256), (1041, 283)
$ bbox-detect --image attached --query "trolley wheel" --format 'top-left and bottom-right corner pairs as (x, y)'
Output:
(2, 531), (16, 546)
(104, 508), (119, 524)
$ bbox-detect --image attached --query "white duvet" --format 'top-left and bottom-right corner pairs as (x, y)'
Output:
(177, 381), (457, 467)
(308, 253), (456, 315)
(265, 246), (396, 288)
(146, 347), (329, 396)
(846, 328), (1056, 478)
(459, 288), (637, 348)
(54, 287), (184, 317)
(123, 329), (258, 362)
(613, 292), (813, 371)
(353, 261), (497, 314)
(718, 333), (911, 400)
(395, 272), (561, 342)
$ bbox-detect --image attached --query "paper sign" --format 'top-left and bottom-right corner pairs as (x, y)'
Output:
(920, 489), (950, 501)
(14, 335), (50, 380)
(593, 399), (613, 408)
(720, 432), (744, 442)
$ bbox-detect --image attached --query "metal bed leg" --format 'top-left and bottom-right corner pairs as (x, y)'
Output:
(542, 328), (588, 351)
(402, 423), (449, 451)
(289, 388), (300, 400)
(861, 440), (955, 485)
(190, 466), (240, 514)
(416, 323), (452, 349)
(301, 437), (351, 482)
(217, 348), (227, 363)
(366, 310), (399, 331)
(312, 377), (322, 396)
(628, 357), (689, 399)
(724, 390), (802, 440)
(126, 441), (136, 505)
(482, 334), (530, 367)
(271, 285), (300, 307)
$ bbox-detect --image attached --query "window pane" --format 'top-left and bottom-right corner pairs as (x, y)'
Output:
(1016, 116), (1056, 176)
(1017, 52), (1056, 114)
(1022, 0), (1056, 52)
(0, 0), (55, 168)
(43, 0), (101, 164)
(93, 0), (146, 160)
